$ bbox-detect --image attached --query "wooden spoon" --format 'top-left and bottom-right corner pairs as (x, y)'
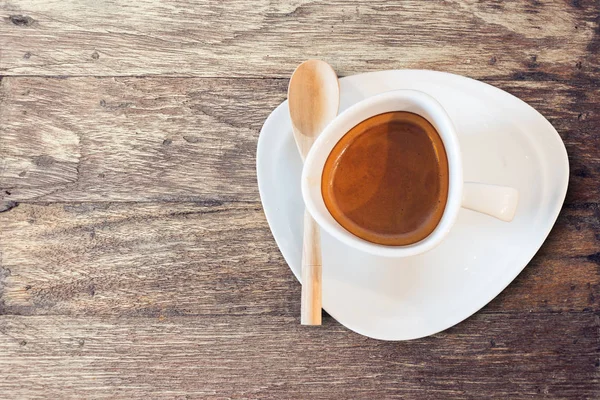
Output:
(288, 60), (340, 325)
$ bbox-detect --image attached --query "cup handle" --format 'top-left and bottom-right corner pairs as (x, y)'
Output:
(461, 182), (519, 222)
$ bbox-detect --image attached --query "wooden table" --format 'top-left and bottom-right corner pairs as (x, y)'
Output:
(1, 1), (599, 398)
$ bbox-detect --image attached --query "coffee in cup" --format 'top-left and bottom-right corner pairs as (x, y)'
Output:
(321, 111), (448, 246)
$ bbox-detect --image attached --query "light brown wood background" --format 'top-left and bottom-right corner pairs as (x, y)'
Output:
(1, 1), (599, 399)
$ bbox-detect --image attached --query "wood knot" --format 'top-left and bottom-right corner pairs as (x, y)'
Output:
(574, 167), (590, 178)
(527, 55), (539, 69)
(9, 15), (34, 27)
(32, 154), (56, 167)
(183, 136), (201, 144)
(586, 252), (600, 265)
(0, 201), (18, 213)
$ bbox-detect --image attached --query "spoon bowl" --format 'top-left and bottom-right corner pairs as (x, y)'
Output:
(289, 60), (340, 159)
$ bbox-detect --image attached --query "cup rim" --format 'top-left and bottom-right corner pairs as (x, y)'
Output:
(301, 89), (463, 257)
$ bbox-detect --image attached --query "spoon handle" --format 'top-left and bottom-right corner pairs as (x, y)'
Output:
(301, 210), (322, 325)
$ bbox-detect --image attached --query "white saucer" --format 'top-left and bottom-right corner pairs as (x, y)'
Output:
(256, 70), (569, 341)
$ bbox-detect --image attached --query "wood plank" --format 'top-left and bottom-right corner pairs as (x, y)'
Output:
(1, 76), (599, 204)
(0, 313), (598, 399)
(0, 77), (287, 202)
(0, 201), (297, 318)
(0, 202), (598, 317)
(0, 0), (598, 77)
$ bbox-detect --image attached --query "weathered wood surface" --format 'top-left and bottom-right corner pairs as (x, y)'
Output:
(0, 77), (285, 202)
(0, 0), (598, 77)
(0, 313), (598, 399)
(1, 0), (599, 398)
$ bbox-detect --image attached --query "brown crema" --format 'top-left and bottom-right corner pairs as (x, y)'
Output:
(321, 111), (449, 246)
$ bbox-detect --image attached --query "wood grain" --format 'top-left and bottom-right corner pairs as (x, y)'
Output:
(0, 313), (598, 399)
(0, 77), (287, 202)
(0, 0), (597, 77)
(288, 59), (339, 325)
(1, 0), (599, 398)
(300, 211), (322, 325)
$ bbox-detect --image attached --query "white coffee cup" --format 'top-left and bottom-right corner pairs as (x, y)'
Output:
(301, 90), (519, 257)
